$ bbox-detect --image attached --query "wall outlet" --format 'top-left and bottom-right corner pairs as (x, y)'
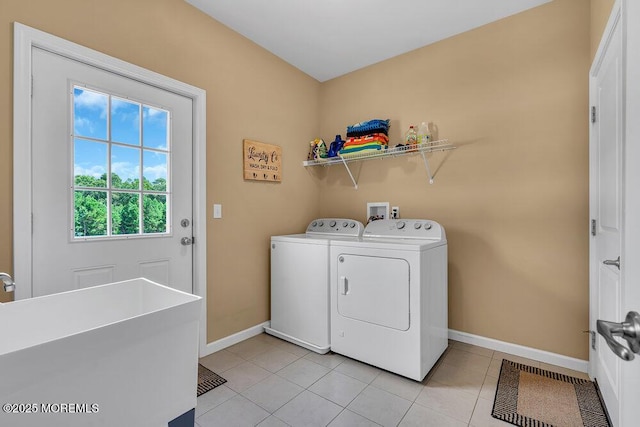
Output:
(391, 206), (400, 219)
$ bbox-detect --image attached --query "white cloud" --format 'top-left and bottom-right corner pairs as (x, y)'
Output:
(143, 106), (168, 124)
(111, 98), (128, 110)
(111, 161), (140, 181)
(74, 89), (107, 118)
(111, 98), (141, 133)
(74, 116), (95, 134)
(74, 164), (105, 178)
(112, 98), (139, 115)
(143, 164), (167, 182)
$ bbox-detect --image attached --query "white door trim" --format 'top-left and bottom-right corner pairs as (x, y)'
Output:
(589, 2), (640, 425)
(12, 22), (209, 355)
(588, 0), (621, 379)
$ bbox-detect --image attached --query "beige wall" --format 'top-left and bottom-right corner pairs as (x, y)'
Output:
(591, 0), (616, 61)
(0, 0), (604, 360)
(0, 0), (322, 341)
(318, 0), (591, 359)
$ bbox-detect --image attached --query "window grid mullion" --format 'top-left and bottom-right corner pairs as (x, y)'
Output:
(139, 103), (144, 235)
(107, 95), (113, 237)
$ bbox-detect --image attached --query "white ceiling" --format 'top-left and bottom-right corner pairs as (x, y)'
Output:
(186, 0), (552, 82)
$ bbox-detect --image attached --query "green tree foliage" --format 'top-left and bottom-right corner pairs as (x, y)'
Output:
(144, 195), (167, 233)
(74, 191), (107, 237)
(74, 173), (106, 188)
(144, 177), (166, 191)
(112, 192), (139, 235)
(74, 173), (167, 237)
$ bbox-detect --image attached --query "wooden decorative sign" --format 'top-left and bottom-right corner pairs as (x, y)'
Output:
(243, 139), (282, 182)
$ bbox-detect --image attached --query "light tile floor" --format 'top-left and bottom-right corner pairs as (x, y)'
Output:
(197, 334), (589, 427)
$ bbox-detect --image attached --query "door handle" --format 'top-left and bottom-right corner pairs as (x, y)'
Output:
(596, 311), (640, 361)
(181, 237), (193, 246)
(603, 256), (620, 270)
(339, 276), (349, 295)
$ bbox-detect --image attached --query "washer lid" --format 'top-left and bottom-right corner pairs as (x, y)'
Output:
(271, 234), (332, 245)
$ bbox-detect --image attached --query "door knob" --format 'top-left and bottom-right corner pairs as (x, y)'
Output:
(596, 311), (640, 361)
(181, 237), (193, 246)
(603, 256), (620, 270)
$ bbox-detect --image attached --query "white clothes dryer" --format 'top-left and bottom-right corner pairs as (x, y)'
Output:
(330, 219), (448, 380)
(266, 219), (364, 354)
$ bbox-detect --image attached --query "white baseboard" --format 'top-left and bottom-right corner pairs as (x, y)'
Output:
(449, 329), (589, 373)
(202, 321), (270, 356)
(201, 323), (589, 373)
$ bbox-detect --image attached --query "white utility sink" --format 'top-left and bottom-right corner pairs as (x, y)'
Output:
(0, 278), (201, 427)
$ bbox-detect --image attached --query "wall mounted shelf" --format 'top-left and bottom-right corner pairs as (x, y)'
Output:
(303, 139), (455, 189)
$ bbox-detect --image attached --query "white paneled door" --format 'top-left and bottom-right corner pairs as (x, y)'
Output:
(590, 11), (623, 425)
(589, 1), (640, 426)
(30, 47), (193, 296)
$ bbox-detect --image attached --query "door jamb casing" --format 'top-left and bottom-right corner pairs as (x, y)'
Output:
(589, 1), (640, 426)
(13, 22), (208, 355)
(588, 0), (622, 380)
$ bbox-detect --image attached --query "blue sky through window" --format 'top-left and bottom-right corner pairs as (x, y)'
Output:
(144, 150), (168, 184)
(74, 138), (107, 183)
(111, 98), (140, 146)
(143, 106), (169, 150)
(73, 87), (169, 185)
(74, 88), (107, 140)
(112, 145), (140, 186)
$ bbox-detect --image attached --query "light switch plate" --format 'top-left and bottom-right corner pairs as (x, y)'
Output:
(213, 204), (222, 219)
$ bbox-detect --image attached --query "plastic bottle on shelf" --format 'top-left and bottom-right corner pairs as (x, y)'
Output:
(405, 125), (417, 151)
(417, 122), (431, 146)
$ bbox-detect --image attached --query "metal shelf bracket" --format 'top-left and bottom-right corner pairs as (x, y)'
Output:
(420, 151), (435, 185)
(340, 156), (359, 189)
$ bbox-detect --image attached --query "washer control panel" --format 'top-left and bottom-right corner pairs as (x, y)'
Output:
(363, 219), (443, 240)
(306, 218), (364, 236)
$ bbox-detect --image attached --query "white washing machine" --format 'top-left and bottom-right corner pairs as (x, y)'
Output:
(266, 218), (364, 354)
(330, 219), (448, 381)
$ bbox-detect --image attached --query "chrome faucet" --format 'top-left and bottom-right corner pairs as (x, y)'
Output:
(1, 272), (15, 293)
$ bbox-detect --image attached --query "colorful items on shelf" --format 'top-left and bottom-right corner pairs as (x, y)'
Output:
(307, 139), (319, 161)
(340, 119), (390, 158)
(307, 138), (329, 161)
(328, 135), (346, 158)
(317, 140), (328, 159)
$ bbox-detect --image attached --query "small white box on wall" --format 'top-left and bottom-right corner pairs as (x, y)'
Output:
(366, 202), (389, 224)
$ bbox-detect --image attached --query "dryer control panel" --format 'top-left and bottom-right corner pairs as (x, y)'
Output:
(306, 218), (364, 237)
(363, 219), (444, 240)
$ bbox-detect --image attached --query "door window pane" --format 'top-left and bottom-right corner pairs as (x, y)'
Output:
(72, 86), (170, 239)
(111, 98), (141, 145)
(143, 106), (168, 149)
(143, 150), (167, 191)
(74, 190), (107, 237)
(73, 88), (108, 140)
(143, 194), (167, 233)
(111, 145), (140, 190)
(74, 138), (107, 188)
(112, 192), (140, 235)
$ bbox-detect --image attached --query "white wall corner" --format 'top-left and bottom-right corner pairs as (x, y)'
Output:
(204, 321), (270, 356)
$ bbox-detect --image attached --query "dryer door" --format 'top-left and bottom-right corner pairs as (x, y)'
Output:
(336, 254), (409, 331)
